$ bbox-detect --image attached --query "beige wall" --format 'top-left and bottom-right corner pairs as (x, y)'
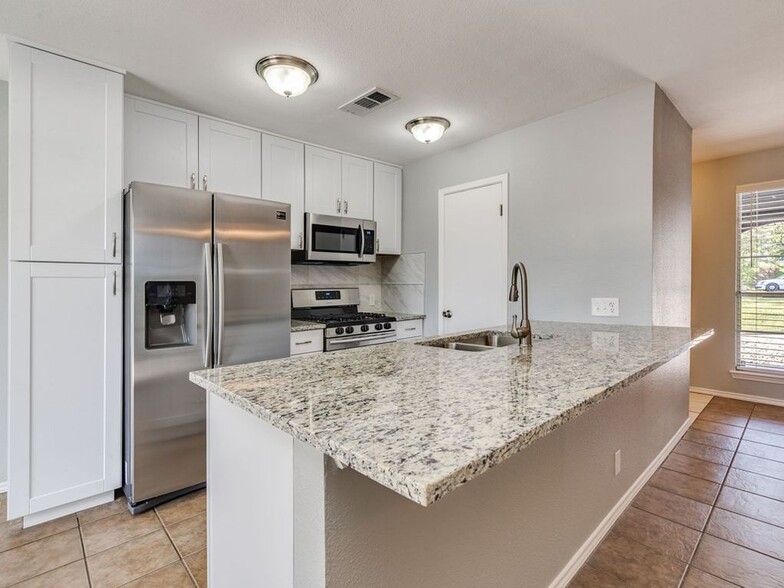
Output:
(692, 146), (784, 401)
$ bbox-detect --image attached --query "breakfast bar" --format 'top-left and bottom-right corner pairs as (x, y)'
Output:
(190, 321), (712, 587)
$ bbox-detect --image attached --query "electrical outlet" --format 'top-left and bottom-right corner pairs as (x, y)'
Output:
(368, 294), (376, 306)
(592, 297), (619, 317)
(614, 450), (622, 476)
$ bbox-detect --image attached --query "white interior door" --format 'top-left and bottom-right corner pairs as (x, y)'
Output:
(439, 175), (508, 335)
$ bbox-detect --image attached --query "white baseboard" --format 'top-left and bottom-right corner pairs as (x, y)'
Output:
(690, 386), (784, 408)
(0, 481), (7, 494)
(548, 417), (692, 588)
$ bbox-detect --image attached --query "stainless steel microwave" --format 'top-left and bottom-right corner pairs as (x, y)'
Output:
(294, 213), (377, 264)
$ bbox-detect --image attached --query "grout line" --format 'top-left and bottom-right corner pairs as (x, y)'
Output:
(76, 519), (93, 588)
(154, 508), (200, 587)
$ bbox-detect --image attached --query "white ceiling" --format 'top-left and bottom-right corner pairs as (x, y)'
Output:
(0, 0), (782, 164)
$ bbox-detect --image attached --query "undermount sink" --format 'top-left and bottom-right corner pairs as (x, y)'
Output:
(421, 331), (555, 352)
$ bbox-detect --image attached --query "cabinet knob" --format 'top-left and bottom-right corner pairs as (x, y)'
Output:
(442, 309), (453, 318)
(344, 200), (348, 214)
(298, 232), (303, 249)
(190, 173), (196, 190)
(202, 175), (208, 190)
(336, 198), (341, 214)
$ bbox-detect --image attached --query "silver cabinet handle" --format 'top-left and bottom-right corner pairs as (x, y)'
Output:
(190, 173), (196, 189)
(112, 270), (117, 295)
(336, 198), (341, 214)
(112, 232), (118, 258)
(295, 340), (314, 345)
(204, 243), (213, 368)
(404, 327), (416, 331)
(376, 238), (380, 253)
(216, 242), (225, 365)
(298, 232), (303, 249)
(202, 175), (208, 190)
(442, 309), (453, 318)
(344, 200), (348, 214)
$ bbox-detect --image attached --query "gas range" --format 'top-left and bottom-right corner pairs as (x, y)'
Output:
(291, 288), (397, 352)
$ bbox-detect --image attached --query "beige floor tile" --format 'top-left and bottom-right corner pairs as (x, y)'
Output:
(0, 494), (6, 524)
(77, 497), (129, 525)
(716, 486), (784, 528)
(673, 440), (735, 467)
(184, 549), (207, 588)
(81, 509), (161, 556)
(661, 453), (728, 484)
(611, 506), (701, 562)
(632, 485), (711, 531)
(0, 528), (83, 587)
(87, 529), (178, 588)
(692, 534), (784, 587)
(587, 531), (686, 587)
(681, 566), (738, 587)
(706, 508), (784, 561)
(121, 561), (195, 587)
(155, 490), (206, 527)
(0, 514), (77, 553)
(167, 513), (206, 557)
(568, 564), (626, 587)
(12, 560), (89, 588)
(724, 468), (784, 502)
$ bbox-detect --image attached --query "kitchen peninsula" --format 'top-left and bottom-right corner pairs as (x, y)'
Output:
(190, 321), (712, 587)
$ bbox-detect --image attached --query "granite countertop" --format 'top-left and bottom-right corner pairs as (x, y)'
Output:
(386, 312), (426, 321)
(191, 321), (712, 506)
(291, 320), (326, 332)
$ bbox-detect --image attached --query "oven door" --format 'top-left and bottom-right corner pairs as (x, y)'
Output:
(305, 213), (377, 263)
(325, 330), (397, 351)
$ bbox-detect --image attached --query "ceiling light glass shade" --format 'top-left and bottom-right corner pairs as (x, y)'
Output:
(256, 55), (318, 98)
(405, 117), (451, 143)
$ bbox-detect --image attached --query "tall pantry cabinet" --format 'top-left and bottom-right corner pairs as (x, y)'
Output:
(7, 43), (124, 525)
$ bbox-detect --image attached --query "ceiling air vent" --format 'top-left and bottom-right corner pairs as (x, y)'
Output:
(339, 87), (399, 116)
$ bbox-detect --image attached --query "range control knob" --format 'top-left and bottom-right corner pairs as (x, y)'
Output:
(384, 323), (392, 329)
(335, 327), (344, 335)
(361, 325), (369, 332)
(346, 326), (354, 334)
(375, 323), (383, 330)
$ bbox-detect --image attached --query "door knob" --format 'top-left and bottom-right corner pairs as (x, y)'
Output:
(442, 310), (453, 318)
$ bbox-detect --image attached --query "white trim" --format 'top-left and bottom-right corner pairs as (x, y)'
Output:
(22, 490), (114, 528)
(690, 385), (784, 408)
(125, 94), (403, 169)
(730, 368), (784, 385)
(437, 174), (509, 336)
(7, 38), (126, 75)
(548, 417), (691, 588)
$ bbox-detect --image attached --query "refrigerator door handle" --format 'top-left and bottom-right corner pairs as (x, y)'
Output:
(204, 243), (213, 368)
(216, 242), (226, 366)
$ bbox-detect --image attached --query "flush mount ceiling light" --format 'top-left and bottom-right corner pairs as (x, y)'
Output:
(255, 55), (318, 98)
(405, 116), (451, 144)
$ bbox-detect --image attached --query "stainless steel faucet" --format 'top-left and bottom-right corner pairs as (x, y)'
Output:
(509, 261), (532, 347)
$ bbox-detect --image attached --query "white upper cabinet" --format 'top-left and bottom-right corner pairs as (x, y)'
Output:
(198, 118), (261, 198)
(262, 134), (305, 249)
(9, 44), (123, 264)
(305, 145), (343, 216)
(305, 146), (374, 220)
(341, 155), (374, 220)
(125, 96), (198, 189)
(7, 262), (122, 520)
(373, 163), (402, 255)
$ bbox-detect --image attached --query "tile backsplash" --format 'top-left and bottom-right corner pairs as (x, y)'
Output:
(291, 253), (425, 315)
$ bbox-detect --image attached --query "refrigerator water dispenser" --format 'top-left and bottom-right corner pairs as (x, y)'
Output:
(145, 281), (197, 349)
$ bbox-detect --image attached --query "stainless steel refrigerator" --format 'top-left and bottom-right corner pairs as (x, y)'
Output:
(123, 181), (291, 512)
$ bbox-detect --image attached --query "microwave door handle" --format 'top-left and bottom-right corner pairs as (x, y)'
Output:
(358, 225), (364, 259)
(204, 243), (213, 368)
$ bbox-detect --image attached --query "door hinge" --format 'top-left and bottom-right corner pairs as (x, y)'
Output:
(500, 204), (503, 216)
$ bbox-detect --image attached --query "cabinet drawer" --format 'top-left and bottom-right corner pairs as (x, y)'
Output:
(396, 319), (423, 340)
(290, 330), (324, 355)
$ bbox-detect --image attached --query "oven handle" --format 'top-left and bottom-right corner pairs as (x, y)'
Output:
(358, 224), (364, 260)
(330, 332), (397, 345)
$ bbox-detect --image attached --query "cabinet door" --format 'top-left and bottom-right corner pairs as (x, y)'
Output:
(9, 44), (123, 264)
(124, 96), (198, 189)
(342, 155), (374, 220)
(262, 135), (305, 249)
(199, 118), (261, 198)
(8, 262), (122, 519)
(305, 145), (343, 216)
(373, 163), (402, 254)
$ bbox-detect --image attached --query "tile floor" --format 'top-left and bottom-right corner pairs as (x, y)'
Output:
(0, 489), (206, 587)
(571, 395), (784, 587)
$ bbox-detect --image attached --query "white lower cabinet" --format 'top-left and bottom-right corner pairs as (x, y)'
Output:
(290, 329), (324, 356)
(8, 262), (122, 524)
(396, 319), (423, 340)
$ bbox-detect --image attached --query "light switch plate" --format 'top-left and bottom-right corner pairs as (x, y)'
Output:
(615, 450), (622, 476)
(592, 297), (619, 317)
